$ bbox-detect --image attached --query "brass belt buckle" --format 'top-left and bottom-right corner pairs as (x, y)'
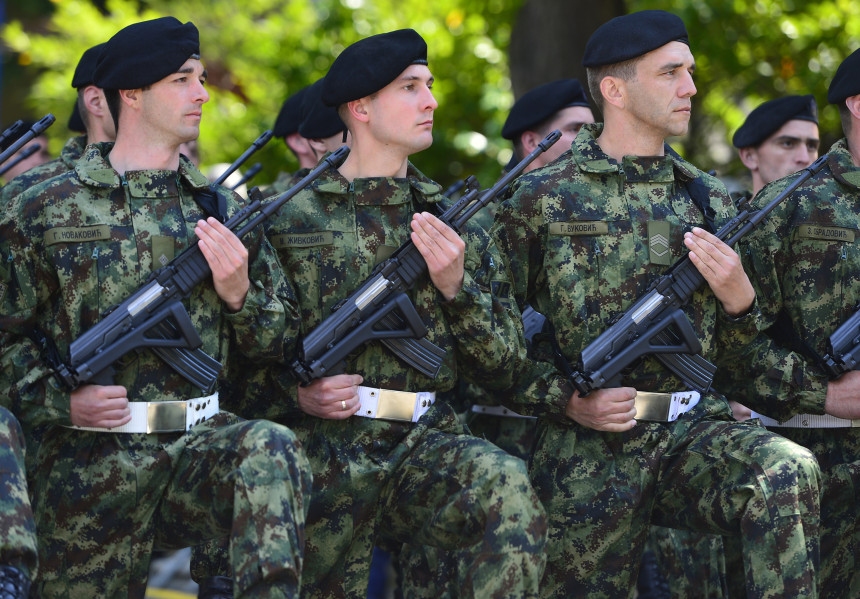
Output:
(376, 389), (417, 422)
(146, 401), (187, 433)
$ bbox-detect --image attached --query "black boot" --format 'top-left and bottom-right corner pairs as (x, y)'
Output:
(0, 566), (30, 599)
(197, 575), (234, 599)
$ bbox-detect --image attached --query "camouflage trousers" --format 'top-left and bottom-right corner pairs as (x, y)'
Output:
(289, 403), (547, 599)
(395, 411), (540, 598)
(651, 426), (859, 599)
(0, 406), (37, 579)
(28, 412), (311, 599)
(530, 402), (821, 599)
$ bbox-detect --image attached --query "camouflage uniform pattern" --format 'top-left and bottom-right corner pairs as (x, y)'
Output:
(0, 407), (37, 580)
(0, 135), (87, 204)
(491, 123), (821, 599)
(717, 137), (860, 598)
(235, 163), (547, 599)
(0, 142), (312, 598)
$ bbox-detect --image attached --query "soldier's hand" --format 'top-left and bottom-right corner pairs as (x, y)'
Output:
(297, 373), (363, 419)
(411, 212), (465, 301)
(565, 386), (637, 432)
(70, 384), (131, 428)
(684, 227), (755, 317)
(825, 369), (860, 419)
(195, 217), (250, 312)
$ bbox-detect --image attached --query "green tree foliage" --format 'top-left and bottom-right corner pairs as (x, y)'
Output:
(630, 0), (860, 175)
(2, 0), (523, 189)
(4, 0), (859, 185)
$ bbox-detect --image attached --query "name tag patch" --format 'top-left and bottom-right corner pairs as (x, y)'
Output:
(44, 225), (111, 246)
(796, 225), (855, 243)
(270, 231), (334, 249)
(549, 221), (608, 236)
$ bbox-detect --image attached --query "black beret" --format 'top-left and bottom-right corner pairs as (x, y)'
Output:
(299, 79), (346, 139)
(322, 29), (427, 106)
(68, 101), (86, 133)
(71, 43), (106, 89)
(502, 79), (591, 140)
(732, 95), (818, 148)
(583, 10), (689, 68)
(273, 87), (309, 138)
(828, 48), (860, 105)
(93, 17), (199, 89)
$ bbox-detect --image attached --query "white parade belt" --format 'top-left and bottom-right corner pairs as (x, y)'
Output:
(68, 392), (219, 433)
(355, 386), (435, 423)
(751, 411), (860, 429)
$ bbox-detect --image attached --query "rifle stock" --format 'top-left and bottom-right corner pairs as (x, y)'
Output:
(568, 154), (830, 396)
(51, 146), (350, 392)
(821, 305), (860, 379)
(290, 130), (562, 384)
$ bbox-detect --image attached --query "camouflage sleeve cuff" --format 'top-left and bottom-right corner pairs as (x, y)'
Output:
(223, 280), (286, 360)
(716, 295), (762, 346)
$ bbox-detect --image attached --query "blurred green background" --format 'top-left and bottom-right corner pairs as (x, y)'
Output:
(2, 0), (858, 189)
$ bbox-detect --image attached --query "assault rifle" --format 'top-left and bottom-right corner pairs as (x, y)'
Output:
(212, 130), (272, 186)
(565, 154), (829, 396)
(289, 129), (562, 384)
(0, 120), (27, 152)
(0, 114), (55, 167)
(0, 143), (42, 178)
(47, 145), (349, 393)
(820, 305), (860, 379)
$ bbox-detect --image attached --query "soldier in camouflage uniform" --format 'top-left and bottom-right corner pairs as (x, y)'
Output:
(0, 43), (115, 204)
(232, 29), (547, 599)
(0, 407), (36, 598)
(646, 94), (823, 599)
(491, 11), (821, 598)
(715, 48), (860, 598)
(0, 17), (311, 598)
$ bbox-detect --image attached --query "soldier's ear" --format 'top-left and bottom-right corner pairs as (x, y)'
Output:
(346, 99), (370, 123)
(520, 131), (541, 155)
(738, 147), (758, 172)
(845, 94), (860, 121)
(600, 76), (625, 111)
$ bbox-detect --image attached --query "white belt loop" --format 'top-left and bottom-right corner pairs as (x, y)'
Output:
(356, 386), (435, 423)
(471, 405), (537, 420)
(750, 411), (860, 428)
(68, 392), (219, 433)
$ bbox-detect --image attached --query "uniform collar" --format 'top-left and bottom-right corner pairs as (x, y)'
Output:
(573, 123), (699, 183)
(314, 160), (443, 205)
(76, 141), (212, 196)
(827, 138), (860, 189)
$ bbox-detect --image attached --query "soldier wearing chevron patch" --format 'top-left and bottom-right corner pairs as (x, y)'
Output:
(491, 10), (821, 599)
(715, 48), (860, 599)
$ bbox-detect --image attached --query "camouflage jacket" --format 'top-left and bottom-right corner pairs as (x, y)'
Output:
(722, 138), (860, 420)
(0, 142), (297, 429)
(0, 135), (87, 204)
(492, 123), (760, 420)
(265, 162), (521, 413)
(261, 168), (311, 198)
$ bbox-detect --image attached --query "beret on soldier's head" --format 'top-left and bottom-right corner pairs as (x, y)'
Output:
(732, 95), (818, 148)
(93, 17), (199, 90)
(299, 79), (346, 139)
(582, 10), (689, 68)
(68, 102), (86, 133)
(827, 48), (860, 105)
(273, 87), (309, 138)
(71, 43), (106, 89)
(502, 79), (591, 140)
(321, 29), (428, 106)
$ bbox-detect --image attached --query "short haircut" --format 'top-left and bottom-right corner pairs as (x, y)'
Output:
(586, 55), (643, 113)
